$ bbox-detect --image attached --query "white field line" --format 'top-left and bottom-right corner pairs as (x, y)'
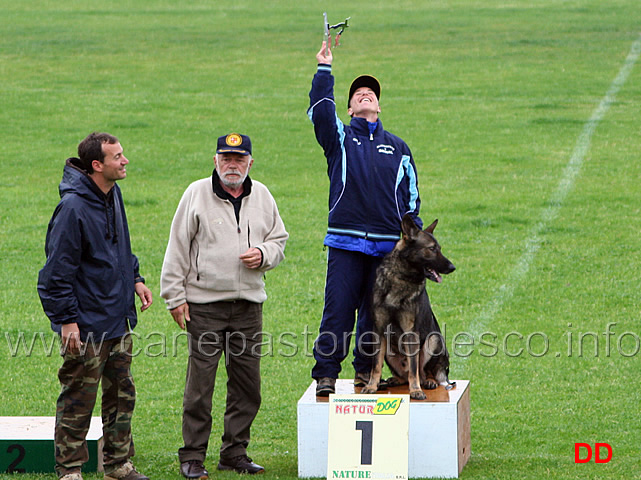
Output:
(460, 33), (641, 349)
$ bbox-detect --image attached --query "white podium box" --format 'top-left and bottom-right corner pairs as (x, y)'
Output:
(297, 380), (470, 479)
(0, 416), (103, 473)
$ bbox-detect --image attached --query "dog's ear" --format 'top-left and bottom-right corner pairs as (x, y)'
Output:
(424, 219), (438, 234)
(401, 214), (421, 239)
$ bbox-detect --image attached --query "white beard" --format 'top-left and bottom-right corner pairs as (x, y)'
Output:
(218, 168), (247, 188)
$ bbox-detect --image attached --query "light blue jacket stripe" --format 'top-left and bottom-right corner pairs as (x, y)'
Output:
(397, 154), (418, 212)
(327, 227), (401, 240)
(336, 114), (347, 185)
(307, 103), (347, 212)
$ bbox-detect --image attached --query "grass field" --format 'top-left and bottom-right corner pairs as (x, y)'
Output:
(1, 0), (640, 479)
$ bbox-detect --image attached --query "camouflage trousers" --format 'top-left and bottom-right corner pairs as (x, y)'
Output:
(55, 334), (136, 477)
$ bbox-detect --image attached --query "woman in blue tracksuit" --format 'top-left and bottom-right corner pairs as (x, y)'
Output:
(307, 40), (423, 396)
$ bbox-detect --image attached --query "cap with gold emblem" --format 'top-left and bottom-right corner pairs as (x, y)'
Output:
(216, 133), (252, 156)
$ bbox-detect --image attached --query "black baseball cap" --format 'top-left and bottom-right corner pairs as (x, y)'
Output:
(216, 133), (252, 156)
(348, 75), (381, 108)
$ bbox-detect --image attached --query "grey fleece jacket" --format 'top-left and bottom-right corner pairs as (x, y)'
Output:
(160, 175), (288, 309)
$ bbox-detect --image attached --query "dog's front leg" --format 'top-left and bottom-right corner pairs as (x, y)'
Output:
(361, 335), (386, 394)
(421, 333), (446, 390)
(402, 330), (426, 400)
(407, 353), (426, 400)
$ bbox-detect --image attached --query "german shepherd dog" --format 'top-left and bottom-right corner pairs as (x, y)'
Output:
(361, 215), (455, 400)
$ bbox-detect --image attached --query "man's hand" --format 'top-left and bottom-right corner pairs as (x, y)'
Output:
(239, 247), (262, 269)
(135, 282), (153, 312)
(316, 40), (333, 65)
(61, 323), (82, 355)
(170, 303), (190, 330)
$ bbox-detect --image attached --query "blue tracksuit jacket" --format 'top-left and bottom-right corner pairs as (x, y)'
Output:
(308, 64), (422, 252)
(38, 158), (142, 341)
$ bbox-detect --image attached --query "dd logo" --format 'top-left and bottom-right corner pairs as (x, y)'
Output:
(574, 443), (612, 464)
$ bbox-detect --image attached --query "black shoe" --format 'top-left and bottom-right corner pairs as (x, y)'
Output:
(180, 460), (209, 479)
(315, 377), (336, 397)
(218, 455), (265, 474)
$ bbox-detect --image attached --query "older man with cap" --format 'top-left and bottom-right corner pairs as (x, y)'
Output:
(307, 41), (423, 396)
(160, 133), (288, 478)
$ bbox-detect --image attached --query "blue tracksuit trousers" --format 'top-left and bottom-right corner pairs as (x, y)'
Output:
(312, 247), (383, 379)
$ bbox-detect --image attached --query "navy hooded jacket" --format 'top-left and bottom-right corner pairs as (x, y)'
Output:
(38, 158), (142, 341)
(308, 64), (422, 251)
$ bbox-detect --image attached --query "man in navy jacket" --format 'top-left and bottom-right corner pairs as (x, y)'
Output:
(38, 132), (152, 480)
(308, 41), (422, 396)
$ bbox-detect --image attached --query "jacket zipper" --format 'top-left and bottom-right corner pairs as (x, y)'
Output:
(365, 131), (374, 236)
(195, 243), (200, 281)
